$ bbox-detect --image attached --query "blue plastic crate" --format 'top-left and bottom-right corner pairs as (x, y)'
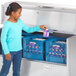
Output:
(22, 32), (33, 36)
(34, 34), (43, 38)
(23, 35), (46, 60)
(34, 34), (54, 39)
(45, 37), (66, 64)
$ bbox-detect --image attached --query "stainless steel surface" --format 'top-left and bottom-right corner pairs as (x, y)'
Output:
(20, 58), (68, 76)
(67, 36), (76, 76)
(1, 1), (76, 34)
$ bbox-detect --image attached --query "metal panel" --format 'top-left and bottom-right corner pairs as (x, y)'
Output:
(67, 36), (76, 76)
(20, 58), (68, 76)
(20, 9), (39, 27)
(1, 1), (76, 34)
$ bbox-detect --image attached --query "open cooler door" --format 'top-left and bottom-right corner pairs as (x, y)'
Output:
(37, 10), (76, 34)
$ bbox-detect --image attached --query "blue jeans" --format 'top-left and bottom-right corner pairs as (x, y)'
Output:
(0, 50), (22, 76)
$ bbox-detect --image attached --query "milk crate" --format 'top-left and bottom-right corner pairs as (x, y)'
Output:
(22, 32), (33, 36)
(45, 37), (66, 64)
(23, 36), (46, 60)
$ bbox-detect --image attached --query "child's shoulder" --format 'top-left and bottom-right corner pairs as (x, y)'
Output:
(3, 21), (11, 27)
(18, 18), (23, 22)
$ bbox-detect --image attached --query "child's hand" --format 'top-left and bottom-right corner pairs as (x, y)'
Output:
(40, 25), (47, 30)
(5, 53), (11, 61)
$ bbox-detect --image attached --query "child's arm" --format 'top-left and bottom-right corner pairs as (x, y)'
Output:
(22, 24), (42, 33)
(19, 19), (42, 33)
(1, 23), (10, 55)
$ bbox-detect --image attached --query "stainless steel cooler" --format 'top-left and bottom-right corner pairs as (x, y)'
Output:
(1, 1), (76, 76)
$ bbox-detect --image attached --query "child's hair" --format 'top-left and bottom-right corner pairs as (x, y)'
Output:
(5, 2), (22, 16)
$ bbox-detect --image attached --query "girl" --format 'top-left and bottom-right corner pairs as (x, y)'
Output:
(0, 2), (47, 76)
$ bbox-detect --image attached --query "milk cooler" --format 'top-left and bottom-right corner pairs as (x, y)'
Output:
(1, 1), (76, 76)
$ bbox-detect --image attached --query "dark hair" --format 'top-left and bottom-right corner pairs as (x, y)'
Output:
(5, 2), (22, 16)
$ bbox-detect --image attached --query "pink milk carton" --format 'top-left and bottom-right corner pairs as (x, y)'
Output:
(43, 29), (49, 37)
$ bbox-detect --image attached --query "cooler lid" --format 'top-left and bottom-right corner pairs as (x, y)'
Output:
(1, 1), (76, 35)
